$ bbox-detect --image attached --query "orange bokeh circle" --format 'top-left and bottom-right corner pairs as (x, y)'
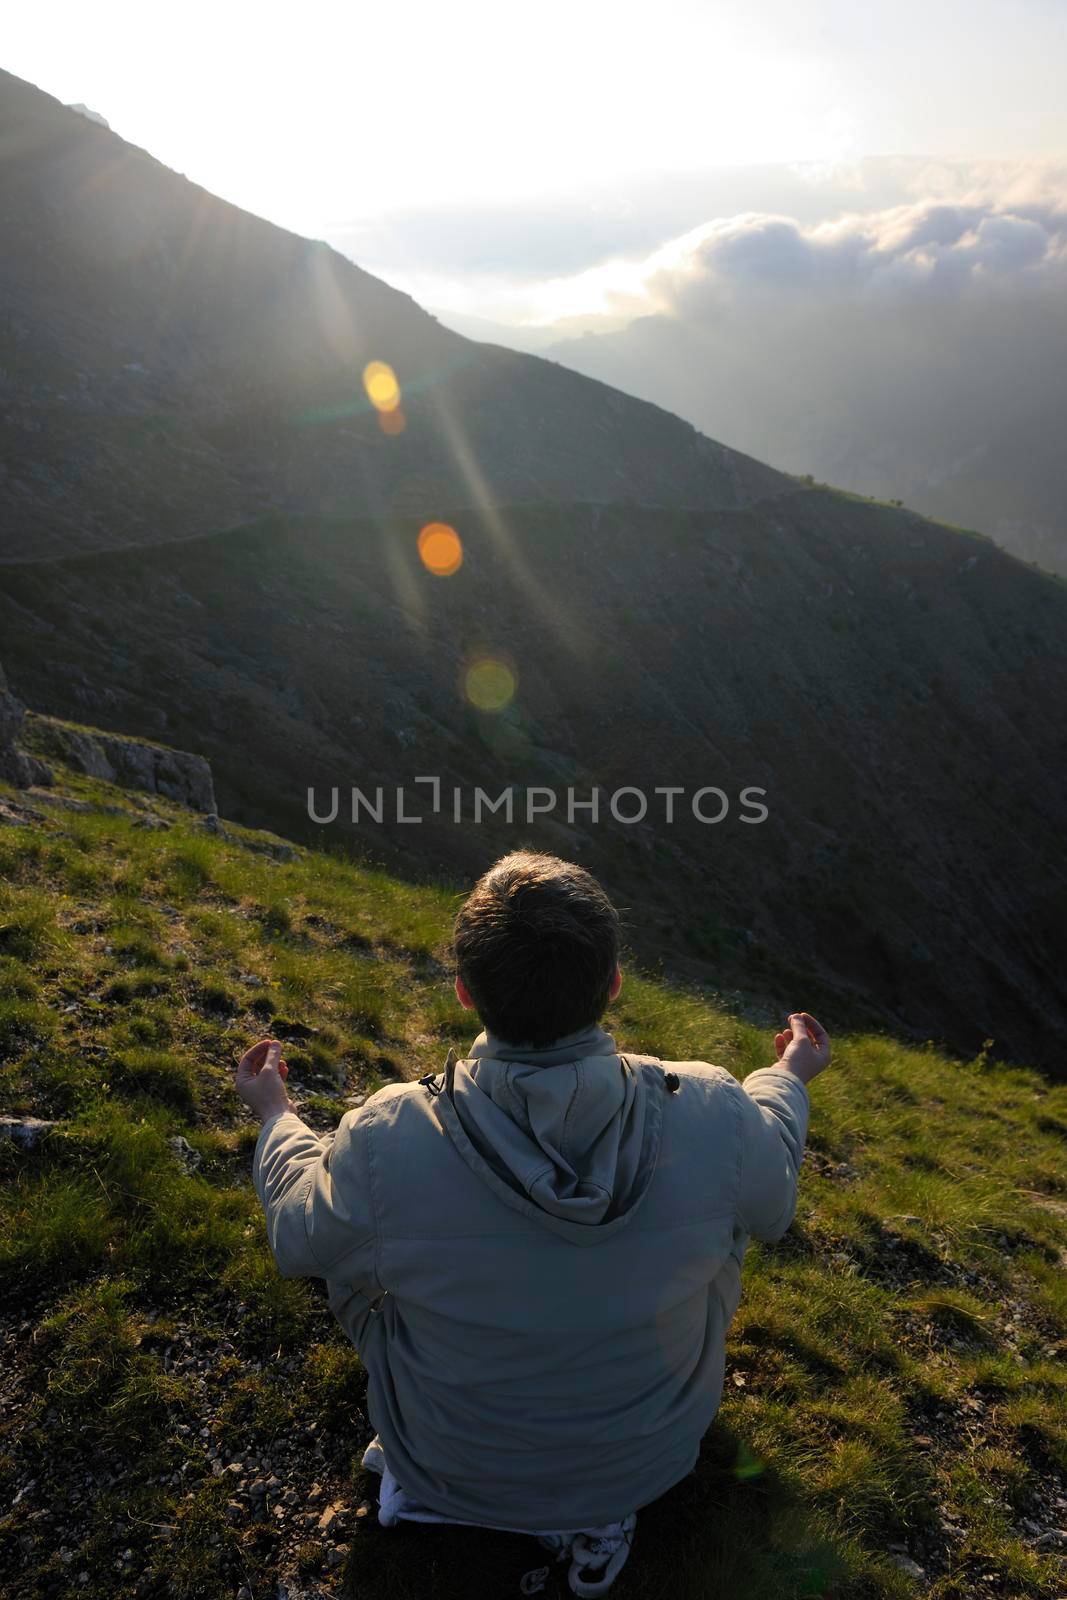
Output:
(418, 522), (463, 577)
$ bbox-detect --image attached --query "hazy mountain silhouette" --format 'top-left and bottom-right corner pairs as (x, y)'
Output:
(542, 200), (1067, 579)
(1, 69), (1065, 1072)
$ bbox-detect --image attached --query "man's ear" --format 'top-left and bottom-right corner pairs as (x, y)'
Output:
(609, 966), (623, 1002)
(455, 975), (476, 1011)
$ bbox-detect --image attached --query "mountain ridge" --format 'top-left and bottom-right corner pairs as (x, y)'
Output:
(0, 68), (788, 565)
(544, 299), (1067, 579)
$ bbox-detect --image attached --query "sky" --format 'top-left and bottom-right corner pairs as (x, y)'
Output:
(6, 0), (1067, 324)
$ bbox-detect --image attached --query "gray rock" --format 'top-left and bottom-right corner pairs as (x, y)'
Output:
(277, 1577), (333, 1600)
(26, 793), (93, 813)
(0, 661), (24, 750)
(316, 1505), (343, 1536)
(889, 1553), (925, 1579)
(0, 663), (54, 789)
(0, 798), (44, 827)
(0, 1116), (59, 1149)
(168, 1135), (203, 1172)
(25, 713), (215, 811)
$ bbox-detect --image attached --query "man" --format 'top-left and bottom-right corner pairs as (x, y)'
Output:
(238, 851), (829, 1594)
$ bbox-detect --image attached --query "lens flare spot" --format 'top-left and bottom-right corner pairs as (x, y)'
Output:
(363, 360), (401, 412)
(464, 656), (516, 713)
(418, 522), (463, 576)
(378, 406), (406, 435)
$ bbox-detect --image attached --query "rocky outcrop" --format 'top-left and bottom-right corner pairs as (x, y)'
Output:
(0, 1116), (59, 1149)
(25, 714), (216, 812)
(0, 663), (53, 788)
(3, 658), (214, 810)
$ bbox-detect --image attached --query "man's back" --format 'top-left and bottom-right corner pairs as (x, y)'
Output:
(253, 1021), (810, 1532)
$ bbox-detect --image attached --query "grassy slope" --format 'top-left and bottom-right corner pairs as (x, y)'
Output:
(0, 764), (1064, 1600)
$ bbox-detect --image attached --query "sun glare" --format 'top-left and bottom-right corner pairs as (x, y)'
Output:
(363, 360), (401, 412)
(418, 522), (463, 576)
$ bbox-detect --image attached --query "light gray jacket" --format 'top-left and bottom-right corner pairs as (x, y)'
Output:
(253, 1022), (809, 1531)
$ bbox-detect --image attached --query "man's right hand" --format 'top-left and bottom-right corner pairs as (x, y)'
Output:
(236, 1038), (297, 1122)
(773, 1013), (831, 1084)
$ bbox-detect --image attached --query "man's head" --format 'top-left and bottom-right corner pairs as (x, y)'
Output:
(453, 851), (622, 1048)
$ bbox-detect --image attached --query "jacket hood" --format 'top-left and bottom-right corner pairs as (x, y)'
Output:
(423, 1023), (665, 1246)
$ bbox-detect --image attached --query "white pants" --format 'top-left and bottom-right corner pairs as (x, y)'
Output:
(360, 1435), (637, 1597)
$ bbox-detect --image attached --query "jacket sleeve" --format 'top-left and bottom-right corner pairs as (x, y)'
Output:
(252, 1108), (380, 1287)
(733, 1067), (810, 1243)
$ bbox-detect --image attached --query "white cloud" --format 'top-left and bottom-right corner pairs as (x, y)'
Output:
(631, 185), (1067, 319)
(532, 161), (1067, 571)
(413, 162), (1064, 327)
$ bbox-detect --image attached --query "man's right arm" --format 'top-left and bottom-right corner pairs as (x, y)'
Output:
(254, 1107), (380, 1287)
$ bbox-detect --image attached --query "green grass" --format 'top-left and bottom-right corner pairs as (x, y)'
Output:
(0, 762), (1064, 1599)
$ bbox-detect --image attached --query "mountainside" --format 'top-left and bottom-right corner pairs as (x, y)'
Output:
(2, 491), (1066, 1075)
(0, 70), (784, 564)
(1, 69), (1065, 1076)
(545, 313), (1067, 578)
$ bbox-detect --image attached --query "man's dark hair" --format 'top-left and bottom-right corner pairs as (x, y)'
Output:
(453, 851), (621, 1047)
